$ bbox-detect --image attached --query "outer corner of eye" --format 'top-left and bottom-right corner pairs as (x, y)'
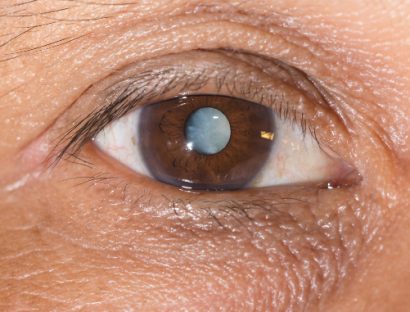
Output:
(92, 94), (351, 192)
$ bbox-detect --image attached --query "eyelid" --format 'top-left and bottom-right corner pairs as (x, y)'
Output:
(51, 49), (346, 166)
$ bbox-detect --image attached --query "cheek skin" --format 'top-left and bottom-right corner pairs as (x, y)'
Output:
(0, 148), (375, 311)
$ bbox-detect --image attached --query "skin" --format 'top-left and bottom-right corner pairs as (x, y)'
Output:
(0, 0), (409, 311)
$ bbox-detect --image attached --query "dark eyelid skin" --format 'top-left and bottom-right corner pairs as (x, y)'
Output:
(1, 1), (409, 311)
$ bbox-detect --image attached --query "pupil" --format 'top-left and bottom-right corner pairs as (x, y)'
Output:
(185, 107), (231, 155)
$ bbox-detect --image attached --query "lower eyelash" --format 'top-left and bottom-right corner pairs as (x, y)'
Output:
(61, 172), (120, 188)
(61, 166), (313, 231)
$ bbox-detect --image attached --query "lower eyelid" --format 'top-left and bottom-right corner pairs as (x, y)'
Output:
(66, 144), (359, 232)
(49, 157), (364, 309)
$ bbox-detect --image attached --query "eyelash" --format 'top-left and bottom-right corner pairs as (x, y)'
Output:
(52, 50), (318, 166)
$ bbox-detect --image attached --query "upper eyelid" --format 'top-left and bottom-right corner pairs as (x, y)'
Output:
(51, 49), (333, 162)
(104, 49), (327, 109)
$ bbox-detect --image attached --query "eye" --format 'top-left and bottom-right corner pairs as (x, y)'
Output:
(94, 94), (347, 191)
(54, 50), (354, 192)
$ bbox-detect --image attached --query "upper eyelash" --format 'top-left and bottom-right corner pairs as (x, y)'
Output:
(52, 51), (316, 166)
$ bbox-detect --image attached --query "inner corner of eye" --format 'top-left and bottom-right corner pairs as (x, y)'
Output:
(93, 94), (347, 191)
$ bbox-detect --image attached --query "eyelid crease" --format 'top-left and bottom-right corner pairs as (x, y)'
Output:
(50, 49), (340, 168)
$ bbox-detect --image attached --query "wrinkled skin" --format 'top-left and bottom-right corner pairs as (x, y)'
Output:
(0, 1), (409, 311)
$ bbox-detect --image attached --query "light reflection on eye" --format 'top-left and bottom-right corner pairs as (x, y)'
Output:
(94, 94), (348, 191)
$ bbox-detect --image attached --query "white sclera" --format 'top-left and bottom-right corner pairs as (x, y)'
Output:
(251, 116), (343, 186)
(94, 110), (150, 176)
(185, 107), (231, 155)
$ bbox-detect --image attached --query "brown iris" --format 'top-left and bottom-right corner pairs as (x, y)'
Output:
(139, 95), (275, 191)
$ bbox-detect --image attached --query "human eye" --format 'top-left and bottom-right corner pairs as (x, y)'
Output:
(55, 50), (356, 192)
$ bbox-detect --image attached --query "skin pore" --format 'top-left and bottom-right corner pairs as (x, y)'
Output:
(0, 0), (409, 311)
